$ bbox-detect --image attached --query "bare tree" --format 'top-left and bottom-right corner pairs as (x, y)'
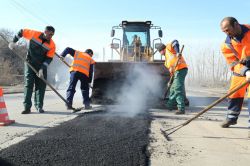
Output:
(0, 29), (26, 85)
(185, 45), (230, 88)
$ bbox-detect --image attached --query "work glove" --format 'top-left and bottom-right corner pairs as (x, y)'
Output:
(245, 71), (250, 82)
(88, 83), (93, 88)
(176, 53), (182, 58)
(59, 56), (64, 61)
(8, 42), (16, 50)
(169, 67), (174, 76)
(37, 65), (46, 78)
(38, 68), (44, 78)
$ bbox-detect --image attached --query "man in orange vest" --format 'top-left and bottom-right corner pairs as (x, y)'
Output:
(220, 17), (250, 128)
(8, 26), (56, 114)
(157, 40), (188, 114)
(60, 47), (96, 110)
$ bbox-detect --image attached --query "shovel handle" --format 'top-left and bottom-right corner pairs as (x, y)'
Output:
(55, 53), (71, 68)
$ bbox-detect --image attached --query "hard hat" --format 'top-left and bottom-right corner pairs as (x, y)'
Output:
(157, 43), (166, 52)
(85, 49), (93, 56)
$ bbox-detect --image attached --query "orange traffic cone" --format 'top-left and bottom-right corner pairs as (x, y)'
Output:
(0, 87), (15, 126)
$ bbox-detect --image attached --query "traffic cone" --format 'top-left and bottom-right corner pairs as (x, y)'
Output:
(0, 87), (15, 126)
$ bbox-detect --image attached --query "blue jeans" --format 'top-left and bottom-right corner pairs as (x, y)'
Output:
(66, 71), (90, 107)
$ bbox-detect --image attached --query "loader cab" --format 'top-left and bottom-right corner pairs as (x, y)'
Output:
(122, 22), (150, 46)
(123, 22), (150, 57)
(111, 21), (163, 62)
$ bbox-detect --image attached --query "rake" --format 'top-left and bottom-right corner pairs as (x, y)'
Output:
(161, 80), (249, 140)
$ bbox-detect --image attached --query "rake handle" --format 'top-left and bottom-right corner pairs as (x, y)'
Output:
(183, 80), (249, 126)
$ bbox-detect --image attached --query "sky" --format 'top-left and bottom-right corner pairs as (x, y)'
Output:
(0, 0), (249, 61)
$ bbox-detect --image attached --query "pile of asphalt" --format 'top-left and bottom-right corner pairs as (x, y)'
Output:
(91, 77), (167, 107)
(0, 109), (151, 166)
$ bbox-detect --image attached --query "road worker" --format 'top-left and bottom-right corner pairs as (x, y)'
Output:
(157, 40), (188, 114)
(220, 17), (250, 128)
(131, 35), (142, 60)
(8, 26), (56, 114)
(60, 47), (95, 110)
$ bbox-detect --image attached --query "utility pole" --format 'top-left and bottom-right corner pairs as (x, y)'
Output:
(103, 47), (105, 61)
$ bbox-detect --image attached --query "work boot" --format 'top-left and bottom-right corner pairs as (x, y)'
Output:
(72, 107), (82, 113)
(221, 119), (237, 128)
(37, 108), (45, 113)
(85, 105), (92, 110)
(175, 109), (185, 115)
(21, 109), (31, 114)
(66, 104), (73, 110)
(165, 104), (178, 111)
(185, 98), (190, 107)
(165, 105), (177, 111)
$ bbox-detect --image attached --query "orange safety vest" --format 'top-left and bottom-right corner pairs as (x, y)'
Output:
(70, 51), (96, 77)
(221, 24), (250, 76)
(164, 43), (187, 71)
(22, 29), (56, 58)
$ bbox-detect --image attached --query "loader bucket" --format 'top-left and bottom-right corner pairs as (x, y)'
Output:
(92, 61), (169, 107)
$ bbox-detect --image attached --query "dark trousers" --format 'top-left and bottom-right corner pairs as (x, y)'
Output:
(66, 71), (90, 107)
(167, 68), (188, 111)
(23, 63), (47, 110)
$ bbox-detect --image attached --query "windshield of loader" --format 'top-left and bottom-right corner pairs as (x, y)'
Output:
(123, 25), (150, 47)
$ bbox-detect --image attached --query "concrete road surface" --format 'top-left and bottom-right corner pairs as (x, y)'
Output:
(149, 87), (250, 166)
(0, 90), (84, 150)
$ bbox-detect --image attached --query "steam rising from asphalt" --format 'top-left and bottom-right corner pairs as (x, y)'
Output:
(115, 64), (162, 116)
(48, 56), (72, 90)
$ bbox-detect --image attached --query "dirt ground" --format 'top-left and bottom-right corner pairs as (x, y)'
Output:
(148, 87), (250, 166)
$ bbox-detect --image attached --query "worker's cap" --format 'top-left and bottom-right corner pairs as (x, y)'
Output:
(171, 40), (179, 47)
(157, 43), (166, 52)
(85, 49), (93, 56)
(45, 26), (55, 33)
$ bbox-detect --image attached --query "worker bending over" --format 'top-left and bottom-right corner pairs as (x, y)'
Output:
(157, 40), (188, 114)
(60, 47), (95, 110)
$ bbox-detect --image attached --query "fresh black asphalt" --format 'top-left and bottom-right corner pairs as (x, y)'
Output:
(0, 108), (151, 166)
